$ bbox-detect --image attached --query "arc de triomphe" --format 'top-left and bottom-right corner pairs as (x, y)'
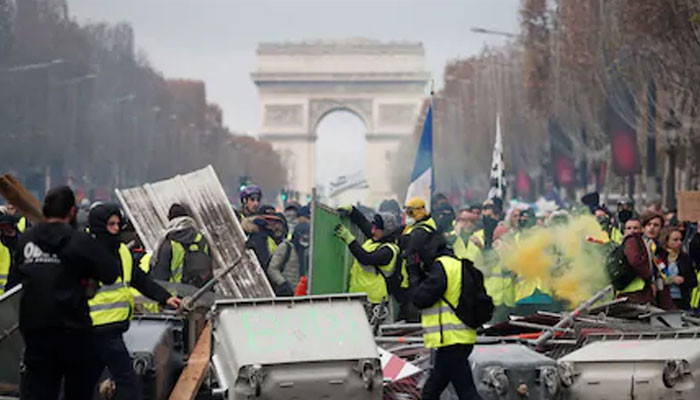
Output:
(252, 39), (429, 204)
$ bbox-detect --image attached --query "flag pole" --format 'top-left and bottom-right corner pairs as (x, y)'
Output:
(429, 79), (435, 210)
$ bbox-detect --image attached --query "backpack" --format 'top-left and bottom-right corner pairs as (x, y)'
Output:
(442, 258), (495, 329)
(182, 236), (214, 288)
(606, 235), (642, 291)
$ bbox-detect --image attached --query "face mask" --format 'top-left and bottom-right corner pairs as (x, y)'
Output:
(406, 217), (416, 226)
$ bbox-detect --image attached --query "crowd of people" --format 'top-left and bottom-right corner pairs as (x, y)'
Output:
(4, 182), (700, 400)
(0, 186), (219, 400)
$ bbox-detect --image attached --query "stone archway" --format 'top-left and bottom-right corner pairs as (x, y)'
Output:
(252, 39), (429, 204)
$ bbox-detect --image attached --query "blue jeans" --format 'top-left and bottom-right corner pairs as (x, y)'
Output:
(90, 332), (140, 400)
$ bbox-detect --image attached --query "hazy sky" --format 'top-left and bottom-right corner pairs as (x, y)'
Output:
(67, 0), (520, 186)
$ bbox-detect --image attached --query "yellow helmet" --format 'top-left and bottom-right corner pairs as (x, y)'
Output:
(404, 197), (426, 210)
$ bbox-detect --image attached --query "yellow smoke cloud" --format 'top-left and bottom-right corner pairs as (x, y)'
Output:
(500, 214), (610, 307)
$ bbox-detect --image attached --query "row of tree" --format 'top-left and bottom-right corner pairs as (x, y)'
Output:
(0, 0), (286, 202)
(393, 0), (700, 208)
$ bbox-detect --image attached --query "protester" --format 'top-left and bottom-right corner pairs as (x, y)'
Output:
(433, 202), (456, 234)
(379, 199), (402, 223)
(412, 239), (480, 400)
(266, 213), (300, 296)
(616, 215), (655, 305)
(296, 205), (310, 224)
(245, 212), (285, 269)
(447, 207), (478, 259)
(0, 211), (19, 295)
(335, 205), (401, 306)
(659, 227), (697, 310)
(151, 203), (213, 288)
(86, 203), (181, 400)
(291, 221), (310, 278)
(283, 201), (301, 236)
(6, 203), (28, 233)
(238, 184), (262, 218)
(7, 186), (120, 400)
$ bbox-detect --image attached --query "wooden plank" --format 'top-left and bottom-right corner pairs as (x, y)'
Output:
(169, 321), (211, 400)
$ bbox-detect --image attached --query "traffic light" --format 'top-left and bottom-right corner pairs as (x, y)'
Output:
(281, 189), (288, 204)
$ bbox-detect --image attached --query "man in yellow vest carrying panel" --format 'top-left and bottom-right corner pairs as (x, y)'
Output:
(86, 204), (181, 399)
(413, 241), (481, 400)
(152, 204), (213, 288)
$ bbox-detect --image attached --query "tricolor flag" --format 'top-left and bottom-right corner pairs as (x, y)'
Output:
(405, 105), (434, 211)
(487, 113), (506, 201)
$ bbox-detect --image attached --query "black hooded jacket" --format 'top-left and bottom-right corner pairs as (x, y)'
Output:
(89, 204), (171, 334)
(346, 207), (397, 267)
(8, 222), (120, 335)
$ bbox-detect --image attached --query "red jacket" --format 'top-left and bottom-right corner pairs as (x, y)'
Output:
(618, 233), (654, 305)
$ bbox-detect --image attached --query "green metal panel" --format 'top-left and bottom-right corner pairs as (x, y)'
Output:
(309, 201), (365, 295)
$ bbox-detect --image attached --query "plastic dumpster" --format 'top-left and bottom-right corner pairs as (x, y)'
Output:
(123, 316), (185, 400)
(439, 339), (558, 400)
(558, 332), (700, 400)
(210, 294), (382, 399)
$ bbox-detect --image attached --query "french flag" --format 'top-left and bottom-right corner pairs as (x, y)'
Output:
(405, 105), (434, 211)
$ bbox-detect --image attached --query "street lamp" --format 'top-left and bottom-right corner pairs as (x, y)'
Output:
(663, 109), (681, 209)
(470, 27), (518, 38)
(5, 59), (64, 72)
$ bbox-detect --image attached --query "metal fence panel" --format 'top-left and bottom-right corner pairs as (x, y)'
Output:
(116, 166), (274, 298)
(308, 200), (364, 295)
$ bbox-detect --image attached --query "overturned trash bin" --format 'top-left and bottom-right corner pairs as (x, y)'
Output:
(210, 294), (383, 400)
(440, 338), (559, 400)
(558, 332), (700, 400)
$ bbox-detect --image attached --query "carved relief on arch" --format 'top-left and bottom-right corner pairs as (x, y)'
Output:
(264, 104), (304, 127)
(308, 98), (373, 133)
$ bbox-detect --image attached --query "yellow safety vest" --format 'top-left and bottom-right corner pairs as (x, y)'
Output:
(514, 278), (553, 302)
(618, 238), (654, 295)
(690, 270), (700, 309)
(403, 217), (437, 235)
(618, 277), (646, 294)
(464, 229), (485, 265)
(130, 252), (160, 313)
(484, 265), (516, 307)
(89, 244), (134, 326)
(421, 255), (477, 348)
(170, 233), (209, 283)
(17, 216), (26, 233)
(348, 240), (399, 304)
(267, 235), (278, 257)
(451, 233), (469, 260)
(610, 227), (623, 245)
(0, 241), (10, 295)
(396, 217), (438, 290)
